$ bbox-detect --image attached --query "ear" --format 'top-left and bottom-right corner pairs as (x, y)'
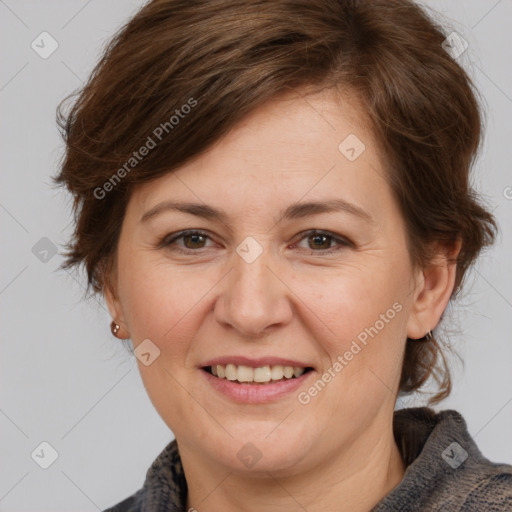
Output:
(103, 263), (130, 339)
(406, 238), (462, 340)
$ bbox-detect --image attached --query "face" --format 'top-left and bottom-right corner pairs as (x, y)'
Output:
(106, 88), (434, 477)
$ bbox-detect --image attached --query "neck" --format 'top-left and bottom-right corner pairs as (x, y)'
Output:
(183, 425), (405, 512)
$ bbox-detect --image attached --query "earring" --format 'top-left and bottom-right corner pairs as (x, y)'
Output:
(424, 330), (433, 341)
(110, 321), (121, 337)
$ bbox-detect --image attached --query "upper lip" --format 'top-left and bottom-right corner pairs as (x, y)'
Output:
(201, 356), (315, 369)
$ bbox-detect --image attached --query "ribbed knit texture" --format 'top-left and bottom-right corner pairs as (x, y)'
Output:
(103, 407), (512, 511)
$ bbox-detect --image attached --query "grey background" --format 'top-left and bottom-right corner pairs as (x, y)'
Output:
(1, 0), (511, 510)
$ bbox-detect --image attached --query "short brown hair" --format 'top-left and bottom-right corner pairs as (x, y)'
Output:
(54, 0), (498, 404)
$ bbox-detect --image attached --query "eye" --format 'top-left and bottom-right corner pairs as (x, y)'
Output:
(293, 230), (351, 254)
(160, 229), (351, 255)
(161, 230), (214, 254)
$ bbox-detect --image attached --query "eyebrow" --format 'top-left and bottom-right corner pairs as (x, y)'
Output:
(140, 198), (375, 225)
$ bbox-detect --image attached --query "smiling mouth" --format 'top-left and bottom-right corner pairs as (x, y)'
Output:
(202, 364), (314, 384)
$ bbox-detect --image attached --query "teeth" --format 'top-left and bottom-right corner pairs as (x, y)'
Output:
(283, 366), (294, 378)
(225, 364), (237, 381)
(271, 365), (284, 380)
(293, 366), (304, 377)
(209, 364), (308, 383)
(237, 365), (254, 382)
(254, 366), (272, 382)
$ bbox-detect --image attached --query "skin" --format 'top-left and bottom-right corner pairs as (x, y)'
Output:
(105, 87), (460, 512)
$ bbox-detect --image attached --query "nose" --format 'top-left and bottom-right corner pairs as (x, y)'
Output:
(214, 242), (293, 337)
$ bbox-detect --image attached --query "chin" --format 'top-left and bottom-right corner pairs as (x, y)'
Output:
(204, 421), (315, 475)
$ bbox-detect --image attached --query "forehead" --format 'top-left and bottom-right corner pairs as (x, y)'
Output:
(129, 87), (390, 220)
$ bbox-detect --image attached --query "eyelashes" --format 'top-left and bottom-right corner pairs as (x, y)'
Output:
(159, 229), (352, 256)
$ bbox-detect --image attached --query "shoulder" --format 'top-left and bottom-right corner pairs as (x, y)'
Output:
(102, 491), (142, 512)
(380, 407), (512, 511)
(460, 470), (512, 510)
(101, 438), (185, 511)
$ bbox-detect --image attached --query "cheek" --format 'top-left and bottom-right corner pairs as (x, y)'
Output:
(305, 264), (406, 344)
(118, 256), (227, 358)
(297, 264), (408, 400)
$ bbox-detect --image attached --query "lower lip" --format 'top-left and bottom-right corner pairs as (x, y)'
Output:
(201, 368), (314, 404)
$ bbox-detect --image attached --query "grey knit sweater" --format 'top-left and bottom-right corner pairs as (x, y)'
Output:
(103, 407), (512, 511)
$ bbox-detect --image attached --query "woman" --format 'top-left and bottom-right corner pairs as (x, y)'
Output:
(54, 0), (512, 510)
